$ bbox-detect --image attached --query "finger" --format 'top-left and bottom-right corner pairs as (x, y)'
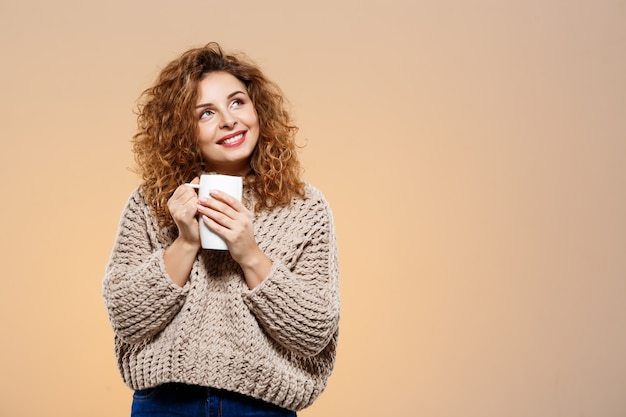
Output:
(199, 204), (236, 229)
(177, 182), (201, 203)
(201, 214), (232, 240)
(171, 186), (193, 204)
(208, 189), (243, 210)
(197, 196), (238, 221)
(183, 177), (201, 193)
(170, 185), (200, 221)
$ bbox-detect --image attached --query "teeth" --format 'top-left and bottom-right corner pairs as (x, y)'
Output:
(222, 133), (243, 144)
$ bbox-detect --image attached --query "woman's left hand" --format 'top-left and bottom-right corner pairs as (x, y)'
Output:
(197, 190), (272, 288)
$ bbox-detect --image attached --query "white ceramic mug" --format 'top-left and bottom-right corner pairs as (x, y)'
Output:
(197, 174), (243, 250)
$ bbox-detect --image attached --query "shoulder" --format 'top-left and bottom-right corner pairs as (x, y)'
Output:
(119, 186), (153, 221)
(302, 181), (331, 206)
(290, 182), (333, 215)
(255, 182), (331, 220)
(116, 187), (172, 242)
(122, 187), (147, 210)
(288, 181), (335, 226)
(255, 182), (336, 246)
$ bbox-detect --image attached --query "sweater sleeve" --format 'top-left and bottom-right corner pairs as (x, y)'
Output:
(242, 191), (340, 358)
(102, 190), (189, 344)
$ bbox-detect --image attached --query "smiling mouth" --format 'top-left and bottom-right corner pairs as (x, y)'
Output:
(218, 132), (245, 146)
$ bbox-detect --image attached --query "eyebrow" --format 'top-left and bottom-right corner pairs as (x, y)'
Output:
(195, 90), (246, 109)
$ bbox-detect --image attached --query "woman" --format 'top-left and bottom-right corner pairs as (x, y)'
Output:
(102, 42), (340, 416)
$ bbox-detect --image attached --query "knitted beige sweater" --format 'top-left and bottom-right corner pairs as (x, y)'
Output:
(102, 183), (339, 411)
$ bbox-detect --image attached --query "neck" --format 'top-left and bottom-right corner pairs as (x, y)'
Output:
(212, 162), (250, 177)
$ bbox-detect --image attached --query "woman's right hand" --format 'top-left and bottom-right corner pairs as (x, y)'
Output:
(164, 177), (202, 287)
(167, 177), (202, 247)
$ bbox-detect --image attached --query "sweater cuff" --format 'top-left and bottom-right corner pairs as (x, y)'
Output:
(241, 257), (280, 297)
(157, 248), (192, 291)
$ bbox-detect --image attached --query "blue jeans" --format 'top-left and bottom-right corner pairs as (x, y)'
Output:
(131, 383), (297, 417)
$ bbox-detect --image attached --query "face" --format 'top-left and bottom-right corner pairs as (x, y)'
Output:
(195, 71), (259, 176)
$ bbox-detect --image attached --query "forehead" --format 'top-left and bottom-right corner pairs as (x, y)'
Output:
(197, 71), (247, 101)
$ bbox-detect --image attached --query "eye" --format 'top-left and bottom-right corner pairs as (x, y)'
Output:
(231, 99), (244, 108)
(199, 109), (214, 120)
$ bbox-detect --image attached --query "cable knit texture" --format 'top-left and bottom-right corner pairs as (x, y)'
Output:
(102, 182), (339, 411)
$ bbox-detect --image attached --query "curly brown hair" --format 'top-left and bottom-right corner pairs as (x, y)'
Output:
(132, 42), (305, 228)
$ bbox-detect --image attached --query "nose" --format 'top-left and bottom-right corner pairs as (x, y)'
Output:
(220, 111), (237, 129)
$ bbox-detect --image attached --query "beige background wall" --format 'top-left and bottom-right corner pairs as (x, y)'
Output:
(1, 0), (625, 416)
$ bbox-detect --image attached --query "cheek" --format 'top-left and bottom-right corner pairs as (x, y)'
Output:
(197, 124), (216, 143)
(247, 108), (260, 129)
